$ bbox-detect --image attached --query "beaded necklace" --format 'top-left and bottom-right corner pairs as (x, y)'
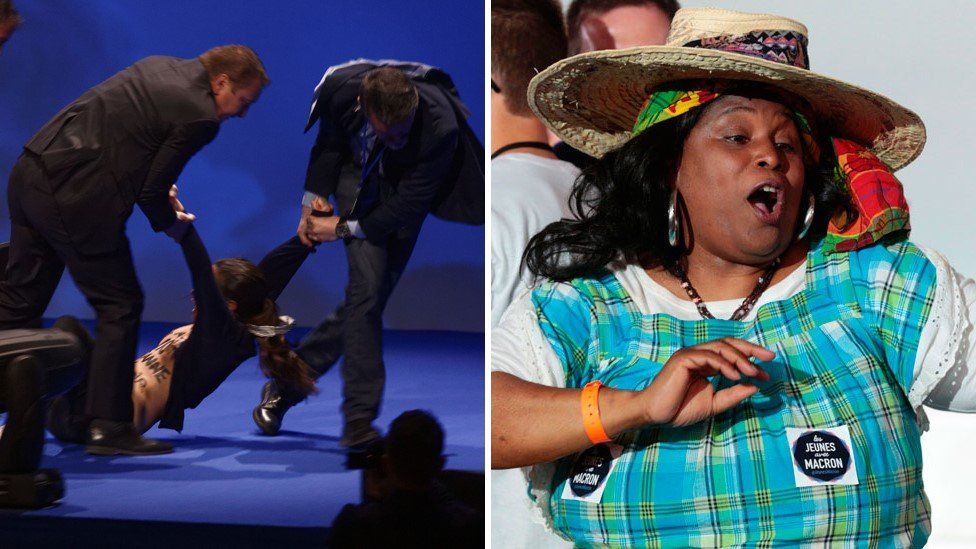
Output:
(668, 257), (782, 321)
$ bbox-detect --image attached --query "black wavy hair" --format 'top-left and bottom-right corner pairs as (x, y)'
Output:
(523, 83), (858, 282)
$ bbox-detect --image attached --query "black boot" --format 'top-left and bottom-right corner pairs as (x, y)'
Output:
(45, 395), (88, 445)
(85, 419), (173, 456)
(252, 380), (301, 436)
(0, 355), (46, 473)
(340, 418), (381, 449)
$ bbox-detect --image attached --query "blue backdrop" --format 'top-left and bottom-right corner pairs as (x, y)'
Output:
(0, 0), (485, 332)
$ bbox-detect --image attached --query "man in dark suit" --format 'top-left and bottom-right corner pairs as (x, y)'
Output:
(253, 60), (483, 447)
(0, 45), (268, 455)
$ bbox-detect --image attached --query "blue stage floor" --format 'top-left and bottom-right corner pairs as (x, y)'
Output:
(0, 322), (484, 546)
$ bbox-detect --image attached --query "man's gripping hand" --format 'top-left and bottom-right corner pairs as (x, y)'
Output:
(298, 197), (334, 247)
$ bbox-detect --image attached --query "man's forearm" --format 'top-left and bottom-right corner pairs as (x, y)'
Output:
(300, 191), (366, 239)
(139, 197), (177, 233)
(140, 120), (217, 231)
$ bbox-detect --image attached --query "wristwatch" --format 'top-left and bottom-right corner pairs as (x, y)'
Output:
(335, 218), (352, 239)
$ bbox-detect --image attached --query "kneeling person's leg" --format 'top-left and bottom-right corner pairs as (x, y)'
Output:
(0, 355), (45, 473)
(0, 325), (85, 472)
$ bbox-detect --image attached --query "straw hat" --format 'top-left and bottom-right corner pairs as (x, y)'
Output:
(528, 7), (925, 170)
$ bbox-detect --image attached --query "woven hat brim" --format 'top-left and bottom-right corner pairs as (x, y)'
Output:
(528, 46), (925, 171)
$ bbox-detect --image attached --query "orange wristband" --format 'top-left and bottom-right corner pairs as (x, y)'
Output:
(581, 380), (612, 444)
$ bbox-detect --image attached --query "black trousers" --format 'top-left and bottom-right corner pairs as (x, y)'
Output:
(296, 163), (420, 424)
(0, 153), (142, 422)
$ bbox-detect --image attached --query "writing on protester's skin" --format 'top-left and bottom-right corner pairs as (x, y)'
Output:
(134, 327), (190, 393)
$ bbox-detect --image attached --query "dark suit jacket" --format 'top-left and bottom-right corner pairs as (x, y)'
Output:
(23, 56), (220, 254)
(303, 60), (484, 239)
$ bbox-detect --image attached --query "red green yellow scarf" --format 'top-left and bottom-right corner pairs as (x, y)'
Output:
(633, 89), (910, 254)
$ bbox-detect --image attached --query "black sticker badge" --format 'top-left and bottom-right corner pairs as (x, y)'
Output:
(793, 431), (849, 481)
(569, 444), (611, 497)
(786, 426), (859, 486)
(561, 443), (623, 502)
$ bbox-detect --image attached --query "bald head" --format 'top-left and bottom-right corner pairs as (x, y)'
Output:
(567, 0), (677, 55)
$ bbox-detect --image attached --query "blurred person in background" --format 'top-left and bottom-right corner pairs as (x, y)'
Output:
(554, 0), (679, 169)
(0, 0), (21, 55)
(491, 2), (578, 546)
(329, 410), (479, 547)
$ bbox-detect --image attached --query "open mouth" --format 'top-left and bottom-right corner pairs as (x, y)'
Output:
(747, 182), (784, 225)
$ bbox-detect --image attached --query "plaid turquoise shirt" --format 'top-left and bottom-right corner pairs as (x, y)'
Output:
(532, 237), (936, 547)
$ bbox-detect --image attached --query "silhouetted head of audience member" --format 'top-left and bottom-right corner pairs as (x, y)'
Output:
(567, 0), (678, 55)
(0, 1), (22, 56)
(491, 0), (567, 117)
(383, 409), (445, 490)
(329, 409), (480, 547)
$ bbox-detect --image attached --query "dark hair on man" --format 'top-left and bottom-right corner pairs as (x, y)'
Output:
(0, 0), (22, 27)
(524, 81), (856, 282)
(385, 410), (444, 484)
(359, 67), (420, 125)
(199, 44), (270, 87)
(567, 0), (680, 55)
(491, 0), (567, 116)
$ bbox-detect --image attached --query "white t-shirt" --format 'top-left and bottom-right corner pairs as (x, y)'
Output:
(491, 153), (579, 548)
(492, 246), (976, 538)
(491, 153), (580, 329)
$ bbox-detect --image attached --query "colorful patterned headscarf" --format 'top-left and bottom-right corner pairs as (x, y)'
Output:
(633, 88), (910, 254)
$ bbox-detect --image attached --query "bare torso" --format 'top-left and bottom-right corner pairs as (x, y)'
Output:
(131, 324), (193, 433)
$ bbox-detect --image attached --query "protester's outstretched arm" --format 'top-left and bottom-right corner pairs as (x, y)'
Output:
(178, 225), (233, 329)
(258, 237), (315, 301)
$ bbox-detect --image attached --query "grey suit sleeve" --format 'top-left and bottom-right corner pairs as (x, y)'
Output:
(358, 128), (457, 239)
(138, 119), (220, 232)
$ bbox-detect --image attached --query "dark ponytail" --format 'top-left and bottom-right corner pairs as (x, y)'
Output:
(213, 258), (317, 397)
(247, 298), (317, 397)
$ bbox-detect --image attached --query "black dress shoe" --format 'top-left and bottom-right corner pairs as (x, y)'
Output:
(252, 380), (301, 436)
(85, 419), (173, 456)
(340, 418), (381, 449)
(46, 395), (88, 445)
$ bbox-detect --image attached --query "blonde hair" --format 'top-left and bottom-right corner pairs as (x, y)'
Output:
(199, 44), (270, 87)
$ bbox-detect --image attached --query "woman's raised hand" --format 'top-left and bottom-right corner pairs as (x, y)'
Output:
(168, 185), (195, 222)
(640, 338), (774, 428)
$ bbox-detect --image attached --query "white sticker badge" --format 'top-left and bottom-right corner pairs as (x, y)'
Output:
(786, 425), (859, 487)
(561, 443), (623, 503)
